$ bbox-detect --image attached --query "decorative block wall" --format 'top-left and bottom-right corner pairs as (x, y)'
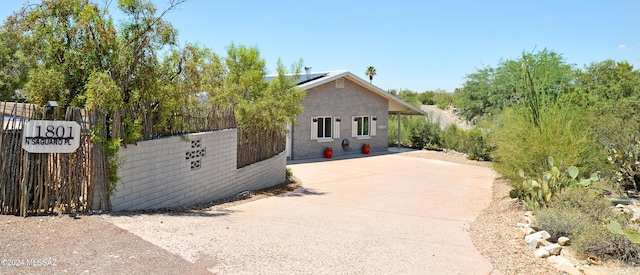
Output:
(107, 129), (286, 211)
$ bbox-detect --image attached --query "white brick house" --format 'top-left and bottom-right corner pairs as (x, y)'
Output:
(286, 70), (426, 160)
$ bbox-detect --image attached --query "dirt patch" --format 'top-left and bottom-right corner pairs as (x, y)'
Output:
(0, 215), (213, 274)
(0, 179), (300, 274)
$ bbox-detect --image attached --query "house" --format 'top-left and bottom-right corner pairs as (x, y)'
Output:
(286, 70), (427, 160)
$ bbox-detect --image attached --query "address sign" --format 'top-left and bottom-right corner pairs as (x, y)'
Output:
(22, 120), (81, 153)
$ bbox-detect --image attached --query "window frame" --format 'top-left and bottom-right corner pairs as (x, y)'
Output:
(351, 115), (377, 138)
(356, 116), (369, 137)
(311, 116), (340, 141)
(318, 116), (333, 139)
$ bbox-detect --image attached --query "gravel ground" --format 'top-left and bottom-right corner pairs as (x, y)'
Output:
(0, 215), (213, 274)
(469, 178), (561, 275)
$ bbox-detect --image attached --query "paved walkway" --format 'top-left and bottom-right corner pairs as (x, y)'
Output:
(107, 153), (499, 274)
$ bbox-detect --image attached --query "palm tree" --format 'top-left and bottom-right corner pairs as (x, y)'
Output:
(365, 66), (376, 84)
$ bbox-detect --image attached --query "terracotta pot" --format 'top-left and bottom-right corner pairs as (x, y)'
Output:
(324, 150), (333, 158)
(362, 146), (370, 154)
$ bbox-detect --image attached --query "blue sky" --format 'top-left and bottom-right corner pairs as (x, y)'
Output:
(1, 1), (638, 93)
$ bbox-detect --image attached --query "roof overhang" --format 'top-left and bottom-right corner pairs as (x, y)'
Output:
(297, 71), (427, 116)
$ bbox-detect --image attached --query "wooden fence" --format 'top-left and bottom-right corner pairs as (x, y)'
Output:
(1, 101), (284, 216)
(111, 105), (236, 142)
(0, 102), (108, 216)
(237, 126), (286, 168)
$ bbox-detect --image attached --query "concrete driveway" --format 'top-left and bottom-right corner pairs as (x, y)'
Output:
(106, 153), (499, 274)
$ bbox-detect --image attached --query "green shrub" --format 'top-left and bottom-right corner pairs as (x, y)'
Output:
(536, 184), (610, 241)
(549, 183), (611, 221)
(389, 114), (442, 149)
(606, 135), (640, 192)
(418, 91), (435, 105)
(286, 167), (293, 178)
(432, 92), (453, 110)
(441, 124), (492, 161)
(409, 117), (442, 150)
(491, 105), (605, 182)
(463, 128), (492, 161)
(573, 223), (640, 264)
(536, 207), (588, 242)
(536, 182), (640, 264)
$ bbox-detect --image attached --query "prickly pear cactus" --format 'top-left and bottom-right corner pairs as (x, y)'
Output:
(604, 220), (640, 244)
(514, 156), (599, 210)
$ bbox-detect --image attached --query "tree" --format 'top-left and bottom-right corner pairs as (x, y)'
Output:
(575, 60), (640, 148)
(365, 66), (376, 84)
(0, 27), (30, 100)
(1, 0), (119, 105)
(218, 43), (305, 131)
(115, 0), (185, 106)
(454, 49), (575, 122)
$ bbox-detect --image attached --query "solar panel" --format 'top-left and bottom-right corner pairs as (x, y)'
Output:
(297, 73), (327, 84)
(264, 73), (328, 85)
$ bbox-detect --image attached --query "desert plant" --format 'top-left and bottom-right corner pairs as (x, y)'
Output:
(536, 183), (611, 241)
(492, 105), (605, 182)
(286, 167), (293, 178)
(511, 157), (600, 210)
(606, 135), (640, 192)
(604, 220), (640, 244)
(441, 124), (493, 160)
(409, 117), (442, 150)
(432, 92), (453, 110)
(536, 207), (588, 242)
(537, 181), (640, 264)
(573, 223), (640, 264)
(549, 182), (612, 221)
(441, 124), (464, 152)
(462, 127), (492, 161)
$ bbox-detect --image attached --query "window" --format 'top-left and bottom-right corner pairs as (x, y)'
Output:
(311, 116), (339, 140)
(356, 116), (369, 136)
(317, 116), (332, 139)
(352, 115), (377, 137)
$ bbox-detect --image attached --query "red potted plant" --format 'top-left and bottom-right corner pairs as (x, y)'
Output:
(324, 147), (333, 158)
(362, 143), (370, 154)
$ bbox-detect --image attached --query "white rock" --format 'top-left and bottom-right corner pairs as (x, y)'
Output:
(525, 215), (536, 225)
(527, 238), (541, 249)
(558, 236), (570, 246)
(534, 248), (550, 258)
(524, 230), (551, 243)
(543, 243), (562, 256)
(524, 227), (536, 235)
(528, 239), (551, 249)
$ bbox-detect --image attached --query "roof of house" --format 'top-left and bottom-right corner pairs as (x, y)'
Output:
(295, 70), (427, 116)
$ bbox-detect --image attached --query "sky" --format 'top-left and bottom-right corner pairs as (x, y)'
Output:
(1, 0), (639, 93)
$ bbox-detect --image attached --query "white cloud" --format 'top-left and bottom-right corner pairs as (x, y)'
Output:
(618, 44), (627, 49)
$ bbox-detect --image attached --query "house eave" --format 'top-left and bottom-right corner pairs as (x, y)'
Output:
(297, 70), (427, 116)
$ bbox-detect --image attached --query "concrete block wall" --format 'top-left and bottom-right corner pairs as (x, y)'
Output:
(109, 129), (286, 211)
(292, 78), (389, 160)
(236, 151), (286, 194)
